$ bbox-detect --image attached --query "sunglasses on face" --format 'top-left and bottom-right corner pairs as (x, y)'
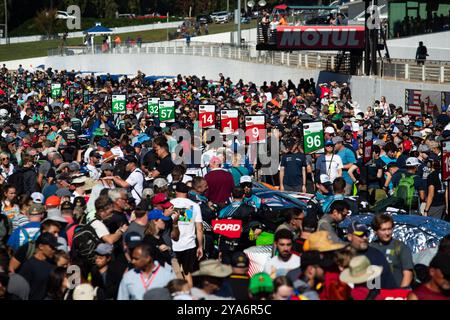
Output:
(1, 157), (9, 161)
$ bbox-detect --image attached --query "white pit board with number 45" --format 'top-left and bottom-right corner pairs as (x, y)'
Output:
(158, 100), (176, 122)
(303, 121), (324, 154)
(112, 94), (126, 114)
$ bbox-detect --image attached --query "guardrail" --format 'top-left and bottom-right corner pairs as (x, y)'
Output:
(47, 42), (450, 84)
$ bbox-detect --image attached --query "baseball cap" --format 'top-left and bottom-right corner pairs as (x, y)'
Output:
(95, 243), (113, 256)
(31, 192), (44, 204)
(60, 201), (74, 212)
(231, 252), (249, 268)
(45, 195), (61, 207)
(405, 157), (420, 167)
(124, 231), (143, 250)
(175, 182), (190, 194)
(73, 284), (96, 300)
(347, 221), (369, 237)
(325, 140), (335, 146)
(28, 203), (45, 215)
(43, 208), (67, 224)
(36, 232), (59, 249)
(97, 139), (109, 148)
(148, 209), (171, 221)
(151, 193), (172, 209)
(417, 144), (430, 153)
(386, 162), (399, 170)
(153, 178), (168, 189)
(73, 196), (86, 208)
(325, 126), (335, 134)
(248, 273), (274, 295)
(55, 188), (72, 198)
(240, 175), (252, 184)
(332, 136), (344, 144)
(68, 161), (81, 172)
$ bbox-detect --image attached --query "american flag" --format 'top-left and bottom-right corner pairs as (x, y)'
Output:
(405, 89), (422, 116)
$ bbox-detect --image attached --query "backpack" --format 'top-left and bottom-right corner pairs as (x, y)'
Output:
(394, 174), (417, 210)
(70, 219), (101, 265)
(17, 227), (40, 259)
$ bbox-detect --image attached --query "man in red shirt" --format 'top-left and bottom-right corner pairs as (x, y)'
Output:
(204, 156), (234, 206)
(408, 253), (450, 300)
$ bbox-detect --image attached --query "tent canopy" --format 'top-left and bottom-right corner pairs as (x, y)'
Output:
(85, 23), (113, 35)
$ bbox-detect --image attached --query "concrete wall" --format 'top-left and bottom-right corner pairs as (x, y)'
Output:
(386, 31), (450, 61)
(3, 53), (449, 111)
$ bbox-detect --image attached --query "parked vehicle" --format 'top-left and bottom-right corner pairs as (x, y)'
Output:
(196, 14), (213, 24)
(55, 11), (77, 20)
(212, 11), (231, 23)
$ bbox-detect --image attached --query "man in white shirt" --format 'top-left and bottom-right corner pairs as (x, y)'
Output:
(170, 182), (203, 288)
(264, 229), (300, 278)
(86, 150), (101, 180)
(106, 156), (144, 205)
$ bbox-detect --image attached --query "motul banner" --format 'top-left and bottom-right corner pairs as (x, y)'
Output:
(276, 26), (365, 50)
(212, 219), (242, 239)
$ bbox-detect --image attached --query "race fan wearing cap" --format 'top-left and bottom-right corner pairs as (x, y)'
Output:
(346, 221), (397, 289)
(6, 203), (45, 251)
(169, 182), (203, 287)
(17, 232), (59, 300)
(103, 156), (144, 205)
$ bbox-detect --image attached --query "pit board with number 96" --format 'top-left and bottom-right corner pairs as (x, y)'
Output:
(245, 115), (266, 143)
(303, 121), (324, 154)
(199, 105), (216, 128)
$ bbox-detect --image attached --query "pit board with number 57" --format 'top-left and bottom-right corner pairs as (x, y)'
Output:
(303, 121), (324, 154)
(158, 100), (176, 122)
(245, 115), (266, 143)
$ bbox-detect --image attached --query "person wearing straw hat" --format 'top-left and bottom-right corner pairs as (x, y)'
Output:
(190, 259), (234, 300)
(339, 255), (383, 300)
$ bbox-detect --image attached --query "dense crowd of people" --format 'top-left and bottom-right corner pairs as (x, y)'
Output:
(0, 63), (449, 300)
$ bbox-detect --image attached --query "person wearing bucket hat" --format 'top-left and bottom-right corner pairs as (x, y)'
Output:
(190, 259), (234, 300)
(339, 256), (383, 299)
